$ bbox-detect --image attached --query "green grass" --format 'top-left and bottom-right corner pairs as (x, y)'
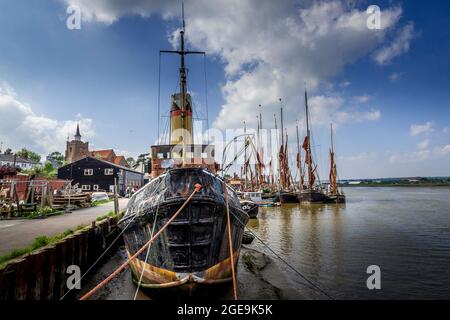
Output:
(0, 208), (124, 268)
(0, 224), (89, 269)
(95, 210), (116, 221)
(91, 199), (112, 206)
(95, 210), (124, 222)
(26, 206), (62, 219)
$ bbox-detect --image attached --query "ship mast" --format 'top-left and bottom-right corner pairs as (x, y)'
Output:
(274, 113), (280, 191)
(304, 87), (314, 189)
(296, 122), (303, 191)
(329, 123), (337, 195)
(243, 120), (248, 190)
(161, 3), (205, 166)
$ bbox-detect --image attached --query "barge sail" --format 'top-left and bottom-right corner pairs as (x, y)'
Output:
(119, 13), (248, 291)
(297, 87), (328, 203)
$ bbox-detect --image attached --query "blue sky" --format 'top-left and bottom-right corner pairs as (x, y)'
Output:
(0, 0), (449, 179)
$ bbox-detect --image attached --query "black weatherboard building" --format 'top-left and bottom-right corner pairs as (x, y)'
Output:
(57, 156), (144, 195)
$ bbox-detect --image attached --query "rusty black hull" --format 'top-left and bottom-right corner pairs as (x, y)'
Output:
(324, 194), (346, 204)
(279, 191), (298, 204)
(119, 168), (249, 289)
(298, 189), (328, 203)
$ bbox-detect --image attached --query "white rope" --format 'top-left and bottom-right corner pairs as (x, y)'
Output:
(60, 178), (165, 300)
(133, 199), (161, 300)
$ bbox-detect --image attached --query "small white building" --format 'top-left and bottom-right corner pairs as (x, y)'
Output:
(0, 154), (39, 170)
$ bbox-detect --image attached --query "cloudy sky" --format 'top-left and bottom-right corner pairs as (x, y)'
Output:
(0, 0), (449, 179)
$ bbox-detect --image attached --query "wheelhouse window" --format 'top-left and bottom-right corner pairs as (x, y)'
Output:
(84, 169), (93, 176)
(104, 168), (114, 175)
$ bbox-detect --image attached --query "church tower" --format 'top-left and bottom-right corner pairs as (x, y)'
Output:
(65, 123), (89, 163)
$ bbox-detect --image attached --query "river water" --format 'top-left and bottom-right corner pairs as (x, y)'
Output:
(81, 187), (450, 300)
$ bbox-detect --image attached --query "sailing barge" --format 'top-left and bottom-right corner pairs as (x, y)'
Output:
(297, 88), (328, 204)
(119, 17), (248, 291)
(325, 124), (346, 203)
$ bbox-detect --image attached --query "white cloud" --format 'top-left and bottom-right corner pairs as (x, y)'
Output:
(64, 0), (407, 132)
(410, 122), (434, 136)
(0, 84), (95, 158)
(308, 95), (380, 126)
(439, 145), (450, 155)
(373, 22), (416, 65)
(389, 72), (402, 81)
(339, 81), (351, 88)
(389, 150), (431, 164)
(338, 152), (376, 162)
(443, 127), (450, 134)
(417, 139), (430, 150)
(352, 95), (370, 103)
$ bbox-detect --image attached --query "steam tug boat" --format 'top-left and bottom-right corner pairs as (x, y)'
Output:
(119, 17), (248, 291)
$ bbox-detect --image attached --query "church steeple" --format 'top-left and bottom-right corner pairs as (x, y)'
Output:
(75, 123), (81, 141)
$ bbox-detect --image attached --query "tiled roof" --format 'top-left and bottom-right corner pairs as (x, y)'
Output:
(0, 154), (39, 164)
(91, 149), (115, 159)
(113, 155), (127, 165)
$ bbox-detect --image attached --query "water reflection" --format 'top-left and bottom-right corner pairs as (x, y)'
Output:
(249, 188), (450, 299)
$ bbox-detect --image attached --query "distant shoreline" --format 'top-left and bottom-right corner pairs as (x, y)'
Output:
(342, 184), (450, 188)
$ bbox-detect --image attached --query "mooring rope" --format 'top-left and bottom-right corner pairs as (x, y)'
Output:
(60, 179), (167, 300)
(223, 182), (238, 300)
(79, 184), (203, 300)
(133, 199), (160, 300)
(232, 211), (335, 300)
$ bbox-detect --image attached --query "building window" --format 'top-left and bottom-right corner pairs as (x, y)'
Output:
(104, 168), (114, 175)
(93, 185), (99, 191)
(81, 185), (91, 191)
(84, 169), (93, 176)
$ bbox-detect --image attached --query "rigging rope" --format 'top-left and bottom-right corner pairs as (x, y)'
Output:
(223, 182), (238, 300)
(79, 184), (203, 300)
(60, 179), (166, 300)
(158, 51), (161, 142)
(133, 198), (161, 300)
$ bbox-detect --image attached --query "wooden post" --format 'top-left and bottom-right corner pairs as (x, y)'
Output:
(40, 182), (46, 208)
(42, 245), (56, 300)
(114, 177), (119, 215)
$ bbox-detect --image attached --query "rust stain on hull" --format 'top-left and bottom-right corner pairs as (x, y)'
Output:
(128, 249), (241, 289)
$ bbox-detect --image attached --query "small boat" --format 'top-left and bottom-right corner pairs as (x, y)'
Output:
(324, 194), (346, 204)
(261, 191), (279, 201)
(240, 199), (259, 218)
(241, 191), (274, 206)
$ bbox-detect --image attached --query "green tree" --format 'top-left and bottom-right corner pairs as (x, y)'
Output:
(136, 153), (150, 172)
(47, 151), (64, 166)
(4, 148), (12, 154)
(126, 157), (136, 167)
(15, 148), (41, 163)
